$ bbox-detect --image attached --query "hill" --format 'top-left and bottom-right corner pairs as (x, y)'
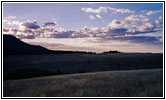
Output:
(3, 68), (163, 97)
(3, 35), (94, 55)
(3, 35), (49, 55)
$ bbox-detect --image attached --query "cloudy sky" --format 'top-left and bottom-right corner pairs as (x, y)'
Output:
(3, 3), (163, 53)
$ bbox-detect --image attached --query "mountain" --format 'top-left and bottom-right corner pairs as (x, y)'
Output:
(3, 35), (95, 56)
(3, 35), (50, 55)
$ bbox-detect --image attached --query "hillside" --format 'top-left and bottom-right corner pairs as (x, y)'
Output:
(3, 35), (49, 55)
(3, 68), (163, 97)
(3, 35), (94, 56)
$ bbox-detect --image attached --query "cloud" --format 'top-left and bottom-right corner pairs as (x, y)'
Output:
(12, 21), (21, 25)
(82, 7), (107, 13)
(106, 28), (128, 36)
(6, 15), (16, 19)
(141, 10), (146, 13)
(107, 7), (135, 14)
(107, 19), (159, 35)
(155, 20), (162, 27)
(3, 24), (157, 40)
(126, 29), (136, 33)
(3, 18), (22, 27)
(138, 26), (150, 32)
(145, 22), (156, 29)
(94, 36), (162, 46)
(3, 24), (161, 48)
(136, 22), (156, 32)
(3, 17), (161, 45)
(113, 36), (162, 45)
(44, 22), (57, 26)
(3, 19), (13, 25)
(21, 21), (40, 29)
(125, 15), (146, 21)
(10, 28), (19, 33)
(18, 34), (35, 39)
(82, 6), (135, 14)
(122, 20), (138, 27)
(138, 22), (155, 32)
(49, 31), (75, 38)
(3, 28), (10, 33)
(96, 14), (102, 19)
(108, 20), (122, 28)
(146, 10), (161, 16)
(89, 15), (95, 19)
(158, 16), (162, 20)
(108, 20), (138, 28)
(142, 18), (149, 23)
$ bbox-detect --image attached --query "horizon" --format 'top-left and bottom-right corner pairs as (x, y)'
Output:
(3, 34), (162, 54)
(3, 2), (163, 53)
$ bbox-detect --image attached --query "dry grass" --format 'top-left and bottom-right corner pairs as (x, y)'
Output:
(3, 68), (163, 97)
(4, 53), (163, 76)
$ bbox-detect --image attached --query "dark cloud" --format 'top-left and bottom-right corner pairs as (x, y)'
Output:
(23, 35), (35, 39)
(106, 28), (128, 36)
(46, 31), (74, 38)
(125, 30), (158, 35)
(114, 36), (160, 42)
(109, 28), (127, 33)
(16, 34), (35, 39)
(3, 28), (9, 32)
(44, 22), (57, 27)
(96, 36), (162, 46)
(21, 21), (40, 29)
(3, 19), (162, 49)
(3, 26), (159, 40)
(10, 29), (19, 33)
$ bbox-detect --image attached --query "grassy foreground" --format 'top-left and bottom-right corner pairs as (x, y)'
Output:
(4, 53), (162, 76)
(3, 68), (163, 97)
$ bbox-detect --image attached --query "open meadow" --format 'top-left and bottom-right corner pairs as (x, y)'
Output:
(3, 68), (163, 97)
(3, 53), (163, 97)
(3, 53), (163, 80)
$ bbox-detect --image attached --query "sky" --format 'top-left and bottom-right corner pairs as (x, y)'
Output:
(3, 3), (164, 53)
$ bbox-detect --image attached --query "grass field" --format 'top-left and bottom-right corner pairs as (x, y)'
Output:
(3, 68), (163, 97)
(4, 53), (162, 77)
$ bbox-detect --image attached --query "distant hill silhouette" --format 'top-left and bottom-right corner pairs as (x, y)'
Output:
(3, 35), (49, 55)
(103, 50), (121, 54)
(3, 35), (95, 55)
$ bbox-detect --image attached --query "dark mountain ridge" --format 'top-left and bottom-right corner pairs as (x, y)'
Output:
(3, 35), (95, 56)
(3, 35), (50, 55)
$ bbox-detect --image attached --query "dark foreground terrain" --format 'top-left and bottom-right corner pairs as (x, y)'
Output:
(3, 68), (163, 97)
(4, 53), (162, 80)
(3, 48), (163, 97)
